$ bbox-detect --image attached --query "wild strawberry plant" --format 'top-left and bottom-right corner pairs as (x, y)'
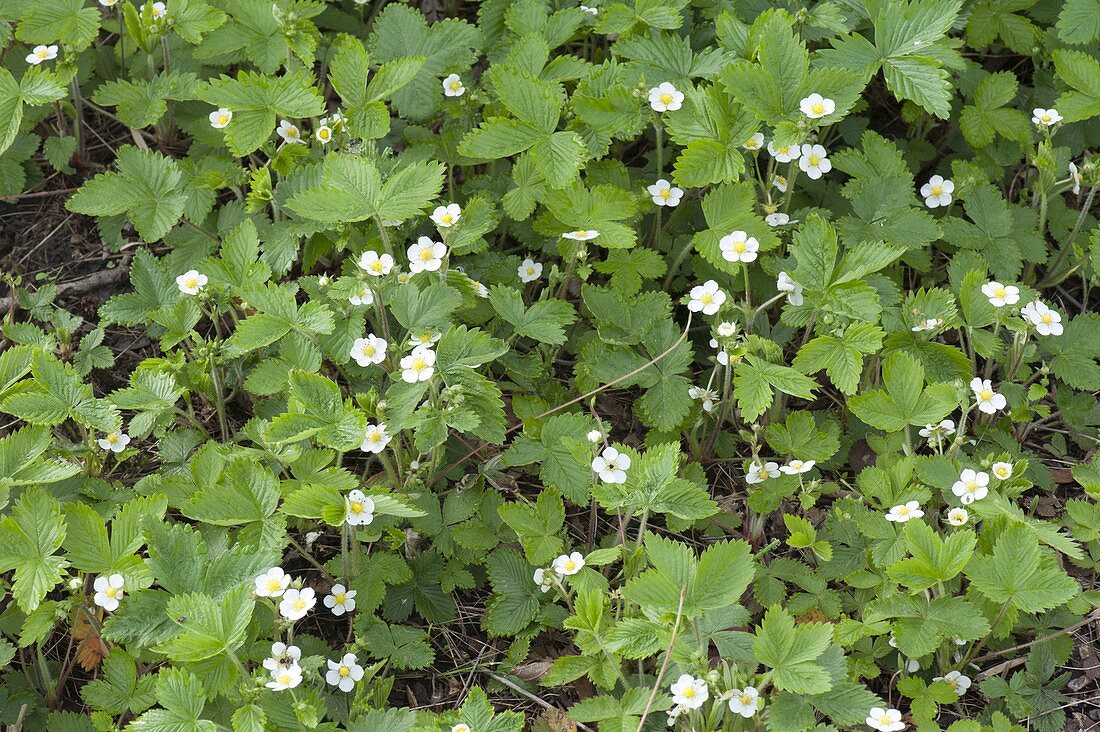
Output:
(0, 0), (1099, 731)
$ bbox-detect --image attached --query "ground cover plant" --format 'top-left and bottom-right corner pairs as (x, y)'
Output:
(1, 0), (1100, 730)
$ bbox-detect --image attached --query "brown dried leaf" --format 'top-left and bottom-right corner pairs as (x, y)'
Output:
(73, 610), (108, 671)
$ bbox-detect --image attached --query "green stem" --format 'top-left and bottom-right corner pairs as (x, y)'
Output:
(1039, 183), (1098, 287)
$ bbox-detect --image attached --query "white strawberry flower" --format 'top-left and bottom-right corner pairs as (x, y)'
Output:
(358, 250), (394, 276)
(254, 567), (291, 598)
(687, 280), (727, 315)
(780, 459), (815, 475)
(647, 178), (683, 207)
(442, 73), (465, 97)
(323, 584), (357, 616)
(326, 653), (364, 692)
(772, 174), (789, 193)
(263, 642), (302, 672)
(982, 281), (1019, 307)
(147, 1), (167, 19)
(407, 237), (447, 273)
(798, 144), (831, 179)
(947, 507), (969, 526)
(562, 229), (599, 241)
(799, 93), (835, 119)
(1070, 161), (1082, 195)
(727, 686), (760, 718)
(100, 0), (119, 5)
(746, 461), (780, 484)
(92, 574), (125, 612)
(719, 230), (759, 263)
(265, 664), (303, 691)
(315, 125), (334, 145)
(26, 45), (59, 65)
(716, 321), (737, 337)
(919, 419), (955, 438)
(278, 587), (316, 621)
(669, 674), (708, 709)
(408, 331), (441, 348)
(934, 670), (972, 695)
(991, 461), (1013, 480)
(350, 335), (387, 366)
(911, 318), (943, 332)
(776, 272), (803, 305)
(687, 385), (718, 412)
(400, 345), (436, 383)
(518, 258), (543, 282)
(970, 377), (1006, 414)
(276, 119), (304, 145)
(920, 175), (954, 208)
(767, 141), (801, 163)
(208, 108), (232, 129)
(711, 338), (730, 366)
(345, 489), (375, 525)
(885, 501), (924, 523)
(533, 568), (552, 592)
(579, 4), (598, 13)
(552, 551), (585, 576)
(1021, 299), (1063, 336)
(766, 212), (790, 227)
(360, 423), (391, 454)
(587, 429), (602, 443)
(1031, 108), (1062, 126)
(952, 469), (989, 505)
(176, 269), (208, 295)
(97, 431), (131, 453)
(742, 132), (765, 151)
(648, 82), (684, 112)
(348, 283), (374, 306)
(451, 725), (472, 732)
(431, 203), (462, 228)
(592, 446), (630, 483)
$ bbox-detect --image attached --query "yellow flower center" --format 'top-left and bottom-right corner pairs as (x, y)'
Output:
(966, 481), (977, 491)
(334, 592), (346, 604)
(412, 358), (426, 370)
(363, 345), (375, 356)
(1042, 114), (1051, 121)
(184, 277), (198, 289)
(319, 129), (330, 140)
(811, 103), (824, 115)
(564, 560), (576, 571)
(897, 507), (909, 516)
(1041, 313), (1053, 323)
(293, 598), (306, 610)
(339, 666), (350, 677)
(700, 294), (713, 304)
(106, 587), (118, 598)
(740, 694), (753, 705)
(809, 155), (821, 166)
(441, 213), (453, 223)
(287, 127), (298, 138)
(659, 93), (673, 104)
(107, 434), (119, 444)
(980, 390), (992, 400)
(733, 241), (746, 252)
(994, 287), (1005, 297)
(267, 578), (282, 591)
(450, 81), (461, 90)
(525, 267), (535, 275)
(279, 673), (291, 684)
(350, 501), (363, 513)
(575, 230), (588, 238)
(37, 49), (49, 59)
(879, 715), (891, 724)
(420, 249), (433, 261)
(683, 687), (695, 699)
(370, 261), (382, 272)
(217, 114), (229, 125)
(931, 185), (943, 196)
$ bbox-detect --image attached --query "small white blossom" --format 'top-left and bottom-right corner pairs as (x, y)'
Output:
(552, 551), (585, 576)
(562, 229), (599, 241)
(431, 203), (462, 228)
(592, 446), (630, 484)
(711, 339), (730, 366)
(1032, 108), (1062, 126)
(208, 108), (232, 129)
(772, 174), (789, 193)
(920, 175), (954, 208)
(100, 0), (119, 5)
(176, 269), (208, 295)
(579, 4), (598, 13)
(727, 686), (760, 718)
(92, 574), (125, 612)
(263, 642), (302, 672)
(587, 429), (603, 443)
(360, 424), (391, 454)
(911, 318), (943, 332)
(952, 469), (990, 505)
(746, 461), (780, 484)
(648, 82), (684, 112)
(669, 674), (708, 710)
(970, 377), (1006, 414)
(254, 567), (291, 598)
(26, 45), (59, 65)
(947, 507), (969, 526)
(742, 132), (764, 151)
(276, 119), (304, 145)
(407, 237), (447, 273)
(315, 125), (334, 145)
(866, 707), (905, 732)
(518, 258), (543, 282)
(800, 93), (835, 119)
(409, 331), (442, 348)
(648, 178), (683, 207)
(323, 584), (357, 616)
(147, 1), (167, 19)
(349, 284), (374, 306)
(533, 568), (552, 592)
(265, 664), (303, 691)
(400, 345), (436, 383)
(473, 280), (489, 298)
(350, 335), (387, 366)
(345, 489), (376, 526)
(1021, 300), (1063, 336)
(279, 587), (316, 621)
(885, 501), (924, 523)
(934, 670), (972, 695)
(97, 431), (131, 453)
(991, 462), (1013, 480)
(687, 280), (727, 315)
(326, 653), (364, 692)
(1070, 162), (1082, 195)
(798, 144), (831, 179)
(766, 212), (790, 227)
(767, 141), (801, 163)
(776, 272), (803, 306)
(982, 281), (1019, 307)
(719, 230), (759, 263)
(918, 419), (955, 438)
(688, 386), (718, 412)
(780, 459), (815, 475)
(442, 74), (465, 97)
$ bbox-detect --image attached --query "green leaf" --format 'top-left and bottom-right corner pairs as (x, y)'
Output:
(0, 487), (67, 612)
(966, 526), (1080, 614)
(1053, 50), (1100, 122)
(195, 71), (324, 156)
(889, 521), (975, 590)
(497, 489), (565, 565)
(128, 668), (216, 732)
(16, 0), (101, 50)
(866, 595), (989, 658)
(753, 606), (833, 694)
(1057, 0), (1100, 44)
(734, 355), (819, 423)
(488, 286), (576, 345)
(485, 549), (542, 636)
